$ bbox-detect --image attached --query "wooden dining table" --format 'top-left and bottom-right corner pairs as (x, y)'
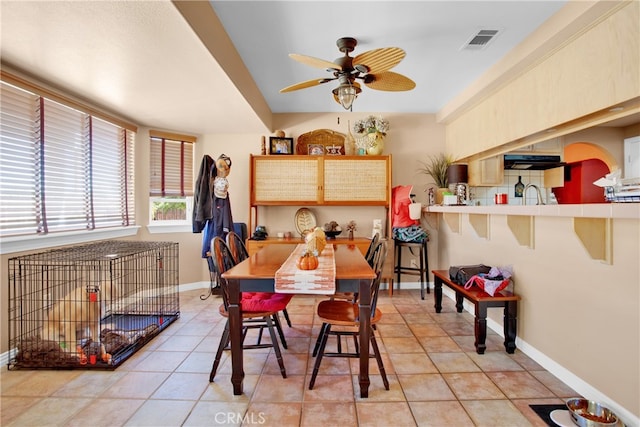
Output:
(221, 243), (376, 397)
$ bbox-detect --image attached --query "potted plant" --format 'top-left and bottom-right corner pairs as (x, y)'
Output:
(417, 153), (454, 204)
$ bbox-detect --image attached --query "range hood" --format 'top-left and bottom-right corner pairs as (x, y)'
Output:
(503, 154), (566, 170)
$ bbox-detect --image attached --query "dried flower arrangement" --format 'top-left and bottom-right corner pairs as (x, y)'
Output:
(353, 116), (389, 136)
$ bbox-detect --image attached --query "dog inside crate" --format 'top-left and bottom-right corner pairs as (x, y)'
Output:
(9, 241), (180, 369)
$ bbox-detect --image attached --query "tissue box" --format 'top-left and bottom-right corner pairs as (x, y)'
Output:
(443, 195), (458, 205)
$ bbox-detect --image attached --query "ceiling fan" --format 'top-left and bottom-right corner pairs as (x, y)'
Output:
(280, 37), (416, 110)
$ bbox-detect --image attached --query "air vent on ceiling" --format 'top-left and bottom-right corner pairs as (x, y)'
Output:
(462, 29), (500, 50)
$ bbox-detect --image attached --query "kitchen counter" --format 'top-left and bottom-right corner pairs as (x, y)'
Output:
(425, 203), (638, 265)
(427, 203), (639, 219)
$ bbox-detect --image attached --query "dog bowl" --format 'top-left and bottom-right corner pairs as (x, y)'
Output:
(566, 398), (618, 427)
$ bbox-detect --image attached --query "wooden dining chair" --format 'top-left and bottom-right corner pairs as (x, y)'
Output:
(312, 233), (381, 357)
(309, 240), (389, 390)
(226, 231), (293, 330)
(209, 237), (289, 382)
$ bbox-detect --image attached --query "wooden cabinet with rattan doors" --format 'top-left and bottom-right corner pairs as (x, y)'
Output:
(249, 154), (392, 235)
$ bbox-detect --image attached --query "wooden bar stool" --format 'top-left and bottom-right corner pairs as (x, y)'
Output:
(394, 239), (429, 300)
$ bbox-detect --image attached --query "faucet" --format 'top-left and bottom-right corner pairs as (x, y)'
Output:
(523, 184), (545, 205)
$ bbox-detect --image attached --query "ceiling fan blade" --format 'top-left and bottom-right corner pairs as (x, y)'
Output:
(353, 47), (405, 74)
(280, 77), (334, 93)
(289, 53), (341, 71)
(364, 71), (416, 91)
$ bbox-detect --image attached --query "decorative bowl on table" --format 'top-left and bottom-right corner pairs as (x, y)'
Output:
(566, 398), (618, 427)
(324, 229), (342, 239)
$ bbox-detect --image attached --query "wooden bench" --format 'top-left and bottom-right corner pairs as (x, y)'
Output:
(432, 270), (521, 354)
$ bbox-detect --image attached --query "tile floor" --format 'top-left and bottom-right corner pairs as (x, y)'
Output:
(1, 288), (579, 426)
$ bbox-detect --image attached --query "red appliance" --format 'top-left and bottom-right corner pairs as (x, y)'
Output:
(553, 159), (610, 204)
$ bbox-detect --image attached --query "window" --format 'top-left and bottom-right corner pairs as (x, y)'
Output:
(0, 81), (136, 239)
(149, 132), (194, 226)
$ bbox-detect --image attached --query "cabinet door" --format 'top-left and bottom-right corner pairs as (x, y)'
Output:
(624, 136), (640, 179)
(323, 158), (389, 204)
(468, 156), (504, 186)
(252, 156), (320, 204)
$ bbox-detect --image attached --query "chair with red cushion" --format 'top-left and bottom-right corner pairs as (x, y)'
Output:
(309, 240), (389, 390)
(226, 231), (293, 331)
(209, 237), (290, 382)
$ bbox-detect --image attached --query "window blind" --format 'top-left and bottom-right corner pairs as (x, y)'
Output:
(0, 81), (136, 237)
(149, 137), (194, 197)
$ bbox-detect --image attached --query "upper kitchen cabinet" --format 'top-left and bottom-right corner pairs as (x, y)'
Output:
(444, 1), (639, 160)
(468, 156), (504, 187)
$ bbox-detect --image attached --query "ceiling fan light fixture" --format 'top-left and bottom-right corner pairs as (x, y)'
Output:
(338, 84), (357, 110)
(333, 79), (361, 110)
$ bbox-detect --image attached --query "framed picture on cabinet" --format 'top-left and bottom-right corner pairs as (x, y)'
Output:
(269, 137), (294, 155)
(308, 144), (324, 156)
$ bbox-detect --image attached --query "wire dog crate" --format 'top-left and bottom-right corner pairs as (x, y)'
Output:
(8, 240), (180, 370)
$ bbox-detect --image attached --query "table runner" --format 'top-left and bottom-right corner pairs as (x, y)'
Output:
(274, 244), (336, 294)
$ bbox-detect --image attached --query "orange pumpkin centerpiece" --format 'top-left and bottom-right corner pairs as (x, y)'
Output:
(296, 250), (319, 270)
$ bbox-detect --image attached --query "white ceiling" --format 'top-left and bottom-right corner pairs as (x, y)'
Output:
(0, 1), (580, 136)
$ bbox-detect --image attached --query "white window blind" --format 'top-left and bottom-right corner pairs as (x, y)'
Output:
(149, 137), (194, 197)
(0, 81), (136, 237)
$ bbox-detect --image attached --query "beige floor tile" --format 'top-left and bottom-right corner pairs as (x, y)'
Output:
(511, 351), (546, 371)
(529, 370), (579, 398)
(382, 337), (425, 353)
(154, 334), (205, 352)
(461, 399), (534, 427)
(101, 371), (170, 399)
(183, 401), (249, 426)
(127, 350), (190, 372)
(467, 351), (525, 372)
(409, 400), (476, 427)
(151, 372), (209, 400)
(281, 336), (312, 353)
(304, 374), (354, 401)
(2, 369), (82, 397)
(418, 335), (463, 353)
(442, 372), (507, 400)
(377, 313), (406, 324)
(401, 313), (435, 325)
(356, 401), (417, 427)
(301, 402), (357, 427)
(53, 370), (128, 397)
(124, 399), (195, 426)
(406, 323), (447, 337)
(263, 352), (308, 376)
(428, 352), (481, 373)
(65, 398), (145, 427)
(376, 323), (414, 338)
(6, 396), (91, 426)
(246, 402), (302, 426)
(0, 369), (37, 393)
(438, 321), (475, 335)
(388, 352), (439, 374)
(175, 351), (216, 373)
(487, 371), (556, 399)
(252, 374), (305, 402)
(0, 396), (40, 425)
(306, 352), (351, 375)
(397, 373), (457, 401)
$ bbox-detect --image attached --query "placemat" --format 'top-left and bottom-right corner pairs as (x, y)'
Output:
(529, 404), (567, 427)
(274, 244), (336, 294)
